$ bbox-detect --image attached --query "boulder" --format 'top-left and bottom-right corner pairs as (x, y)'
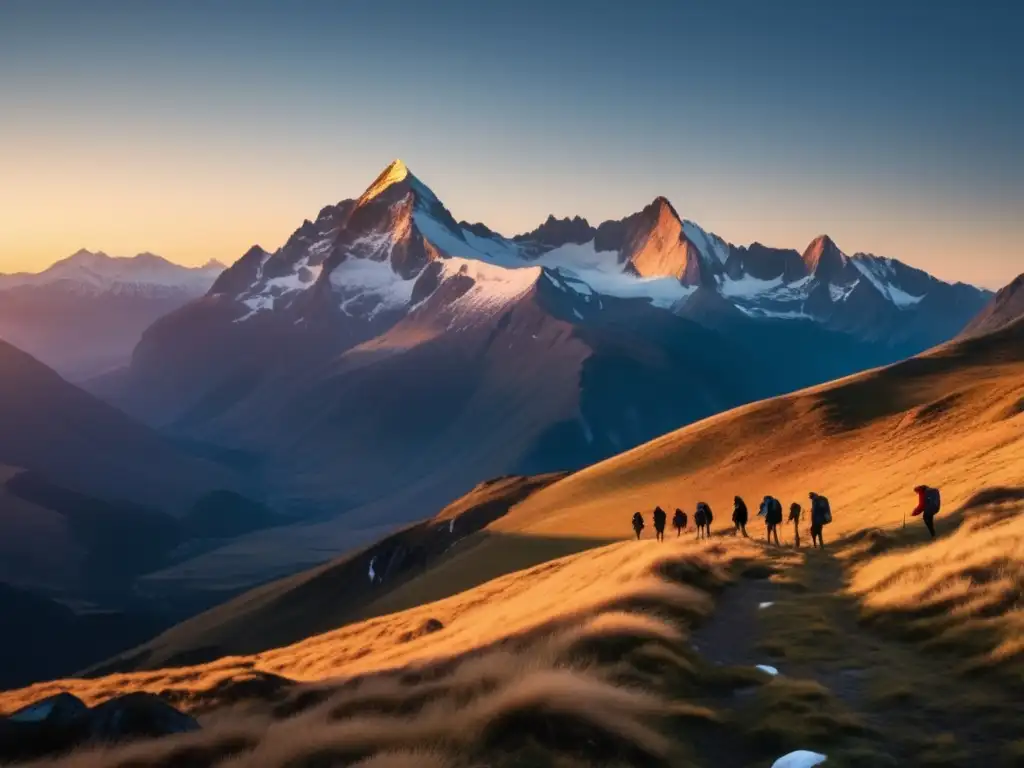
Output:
(88, 692), (200, 741)
(0, 691), (198, 762)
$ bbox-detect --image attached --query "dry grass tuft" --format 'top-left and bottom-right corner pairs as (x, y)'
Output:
(465, 668), (673, 764)
(850, 508), (1024, 677)
(741, 677), (871, 756)
(5, 540), (753, 768)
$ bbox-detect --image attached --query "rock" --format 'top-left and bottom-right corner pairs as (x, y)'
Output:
(771, 750), (827, 767)
(0, 694), (90, 762)
(756, 664), (780, 676)
(88, 693), (200, 741)
(6, 692), (87, 725)
(758, 601), (775, 609)
(0, 691), (198, 762)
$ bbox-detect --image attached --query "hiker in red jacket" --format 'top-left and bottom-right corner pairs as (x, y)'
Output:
(912, 485), (941, 538)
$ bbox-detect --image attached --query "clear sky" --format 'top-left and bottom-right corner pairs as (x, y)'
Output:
(1, 0), (1021, 287)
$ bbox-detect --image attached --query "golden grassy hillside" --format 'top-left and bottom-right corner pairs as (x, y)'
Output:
(346, 316), (1024, 621)
(503, 318), (1023, 541)
(2, 539), (798, 768)
(2, 321), (1020, 766)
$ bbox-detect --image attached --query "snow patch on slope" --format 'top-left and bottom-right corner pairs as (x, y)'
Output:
(438, 258), (542, 318)
(330, 254), (419, 318)
(683, 220), (730, 265)
(537, 240), (695, 308)
(829, 280), (859, 303)
(721, 274), (784, 299)
(851, 258), (924, 308)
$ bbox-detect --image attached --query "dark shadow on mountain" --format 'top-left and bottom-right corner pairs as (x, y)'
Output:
(0, 583), (168, 691)
(84, 476), (581, 676)
(961, 486), (1024, 511)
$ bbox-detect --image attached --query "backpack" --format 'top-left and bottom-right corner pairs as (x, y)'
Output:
(769, 497), (783, 524)
(924, 487), (941, 514)
(697, 502), (713, 524)
(814, 496), (832, 525)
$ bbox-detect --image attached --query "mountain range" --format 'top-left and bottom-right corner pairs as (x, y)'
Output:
(87, 160), (994, 592)
(0, 251), (224, 380)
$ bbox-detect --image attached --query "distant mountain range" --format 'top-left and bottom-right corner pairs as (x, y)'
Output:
(0, 251), (224, 380)
(88, 160), (994, 591)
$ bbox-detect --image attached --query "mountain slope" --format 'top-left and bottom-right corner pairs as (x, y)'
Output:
(960, 272), (1024, 338)
(87, 473), (569, 674)
(0, 340), (247, 603)
(0, 251), (223, 380)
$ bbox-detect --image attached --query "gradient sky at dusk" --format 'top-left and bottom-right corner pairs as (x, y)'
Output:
(1, 0), (1021, 287)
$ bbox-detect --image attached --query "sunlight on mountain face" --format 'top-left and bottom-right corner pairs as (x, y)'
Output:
(358, 159), (411, 205)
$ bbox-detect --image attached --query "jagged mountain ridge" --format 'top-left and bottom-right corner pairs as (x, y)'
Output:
(190, 159), (987, 344)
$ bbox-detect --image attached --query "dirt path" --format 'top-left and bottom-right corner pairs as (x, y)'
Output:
(691, 539), (1019, 766)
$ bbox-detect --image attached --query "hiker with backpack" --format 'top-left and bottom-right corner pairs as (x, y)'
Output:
(732, 496), (749, 537)
(695, 501), (713, 539)
(912, 485), (941, 538)
(653, 506), (667, 542)
(759, 495), (783, 545)
(631, 511), (645, 540)
(788, 502), (802, 548)
(808, 492), (831, 548)
(672, 508), (687, 537)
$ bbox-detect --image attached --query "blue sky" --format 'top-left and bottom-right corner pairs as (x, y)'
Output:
(1, 0), (1021, 287)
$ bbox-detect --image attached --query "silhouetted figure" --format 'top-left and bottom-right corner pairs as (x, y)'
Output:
(695, 502), (713, 540)
(760, 495), (783, 545)
(673, 508), (687, 537)
(788, 502), (802, 548)
(912, 485), (941, 538)
(732, 496), (749, 537)
(809, 492), (831, 549)
(632, 511), (645, 540)
(652, 506), (667, 542)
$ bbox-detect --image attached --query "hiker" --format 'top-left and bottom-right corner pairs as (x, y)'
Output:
(788, 502), (802, 548)
(631, 511), (645, 540)
(653, 506), (667, 542)
(759, 495), (782, 545)
(673, 508), (687, 537)
(912, 485), (941, 538)
(695, 501), (713, 540)
(732, 495), (749, 537)
(809, 492), (832, 548)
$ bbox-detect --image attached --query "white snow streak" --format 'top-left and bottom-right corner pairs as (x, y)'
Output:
(682, 220), (730, 265)
(721, 273), (784, 299)
(851, 258), (924, 308)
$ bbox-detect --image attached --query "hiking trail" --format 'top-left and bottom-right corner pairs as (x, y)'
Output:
(690, 536), (1019, 766)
